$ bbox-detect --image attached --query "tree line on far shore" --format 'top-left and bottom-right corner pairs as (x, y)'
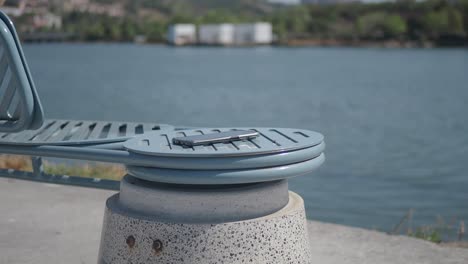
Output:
(15, 0), (468, 46)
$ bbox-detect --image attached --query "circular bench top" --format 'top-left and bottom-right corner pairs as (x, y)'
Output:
(124, 127), (325, 184)
(124, 127), (323, 157)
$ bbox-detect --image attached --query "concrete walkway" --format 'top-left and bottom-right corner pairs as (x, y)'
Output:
(0, 177), (467, 264)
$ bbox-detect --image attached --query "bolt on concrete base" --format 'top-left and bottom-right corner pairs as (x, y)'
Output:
(98, 177), (312, 264)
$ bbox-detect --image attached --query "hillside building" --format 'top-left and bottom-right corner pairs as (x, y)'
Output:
(233, 23), (273, 45)
(167, 24), (196, 46)
(198, 24), (235, 45)
(198, 22), (273, 45)
(168, 22), (273, 46)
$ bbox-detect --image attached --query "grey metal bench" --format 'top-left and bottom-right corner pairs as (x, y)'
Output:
(0, 11), (325, 263)
(0, 119), (172, 189)
(0, 11), (323, 183)
(0, 119), (171, 145)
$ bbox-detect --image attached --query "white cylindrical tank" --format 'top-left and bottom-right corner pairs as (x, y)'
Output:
(252, 22), (273, 44)
(167, 24), (196, 45)
(233, 23), (273, 45)
(198, 24), (234, 45)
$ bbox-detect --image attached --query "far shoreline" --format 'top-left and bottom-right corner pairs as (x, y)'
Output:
(20, 39), (468, 49)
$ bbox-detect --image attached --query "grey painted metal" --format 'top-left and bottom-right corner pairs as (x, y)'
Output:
(0, 125), (324, 184)
(0, 12), (43, 132)
(127, 153), (325, 184)
(119, 175), (289, 223)
(31, 156), (43, 177)
(0, 10), (326, 188)
(0, 11), (325, 264)
(0, 140), (324, 170)
(120, 141), (324, 170)
(124, 127), (323, 157)
(0, 119), (172, 145)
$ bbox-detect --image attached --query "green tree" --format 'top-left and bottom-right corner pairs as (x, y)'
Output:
(143, 20), (167, 42)
(269, 14), (288, 40)
(358, 12), (407, 39)
(121, 19), (137, 41)
(328, 20), (357, 40)
(196, 10), (243, 24)
(357, 12), (387, 39)
(446, 8), (464, 35)
(106, 22), (122, 41)
(18, 0), (468, 46)
(85, 22), (106, 41)
(383, 15), (407, 38)
(423, 8), (464, 37)
(287, 6), (311, 34)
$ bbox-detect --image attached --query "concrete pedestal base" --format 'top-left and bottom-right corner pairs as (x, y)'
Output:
(98, 191), (311, 264)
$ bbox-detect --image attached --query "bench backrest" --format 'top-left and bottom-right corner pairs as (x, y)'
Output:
(0, 11), (44, 132)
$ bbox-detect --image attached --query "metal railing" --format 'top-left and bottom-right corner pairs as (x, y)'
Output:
(0, 156), (119, 190)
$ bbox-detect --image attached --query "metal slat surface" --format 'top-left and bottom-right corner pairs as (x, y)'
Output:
(124, 127), (324, 157)
(143, 123), (157, 133)
(108, 122), (121, 138)
(229, 130), (259, 151)
(260, 129), (298, 147)
(124, 123), (136, 137)
(10, 124), (44, 141)
(30, 120), (64, 142)
(68, 121), (94, 141)
(0, 72), (16, 117)
(53, 121), (80, 142)
(0, 134), (325, 171)
(62, 121), (83, 141)
(249, 130), (279, 148)
(87, 121), (107, 140)
(134, 124), (144, 134)
(208, 129), (238, 152)
(0, 119), (172, 145)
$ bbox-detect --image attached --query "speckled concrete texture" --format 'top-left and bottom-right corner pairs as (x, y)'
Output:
(98, 192), (311, 264)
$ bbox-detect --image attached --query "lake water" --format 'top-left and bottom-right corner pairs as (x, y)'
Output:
(22, 43), (468, 234)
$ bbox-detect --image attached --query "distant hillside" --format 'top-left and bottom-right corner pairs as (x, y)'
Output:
(93, 0), (278, 17)
(5, 0), (468, 47)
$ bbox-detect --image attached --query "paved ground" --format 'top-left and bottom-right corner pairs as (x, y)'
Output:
(1, 177), (467, 264)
